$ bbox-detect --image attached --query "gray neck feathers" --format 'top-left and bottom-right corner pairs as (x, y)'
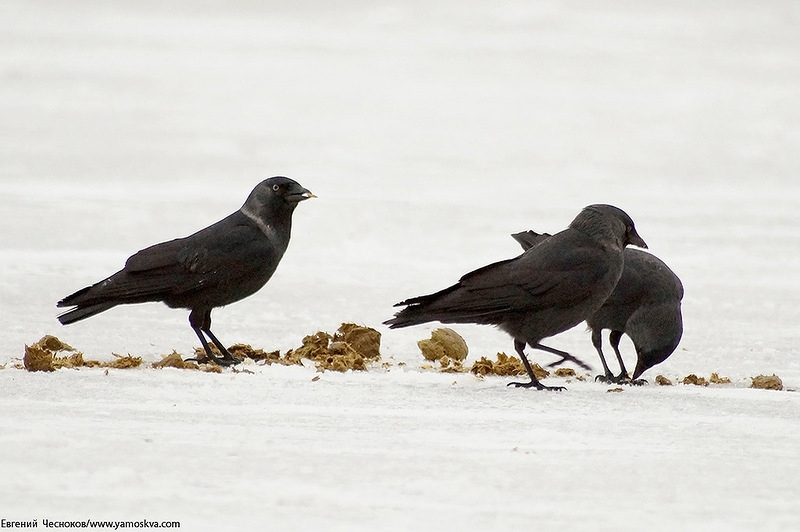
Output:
(241, 204), (280, 242)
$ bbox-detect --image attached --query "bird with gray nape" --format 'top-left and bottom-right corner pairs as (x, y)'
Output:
(386, 204), (646, 391)
(57, 176), (315, 366)
(512, 230), (683, 384)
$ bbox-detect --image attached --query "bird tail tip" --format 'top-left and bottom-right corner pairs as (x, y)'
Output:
(57, 302), (115, 325)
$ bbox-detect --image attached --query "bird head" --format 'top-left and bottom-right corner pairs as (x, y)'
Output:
(630, 304), (683, 380)
(244, 176), (315, 212)
(582, 204), (648, 250)
(265, 176), (315, 203)
(622, 222), (647, 250)
(632, 341), (679, 380)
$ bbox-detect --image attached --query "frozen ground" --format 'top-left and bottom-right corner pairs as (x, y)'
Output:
(1, 1), (799, 530)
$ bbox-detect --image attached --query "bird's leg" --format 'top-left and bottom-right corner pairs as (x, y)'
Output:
(592, 329), (618, 383)
(609, 330), (633, 384)
(184, 309), (236, 366)
(537, 343), (592, 371)
(185, 309), (222, 364)
(200, 310), (241, 366)
(507, 339), (565, 391)
(203, 329), (241, 366)
(187, 325), (225, 365)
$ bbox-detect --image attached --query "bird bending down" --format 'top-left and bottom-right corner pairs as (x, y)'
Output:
(57, 176), (315, 366)
(385, 204), (647, 391)
(512, 231), (683, 384)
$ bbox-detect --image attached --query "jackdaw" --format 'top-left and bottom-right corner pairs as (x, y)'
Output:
(385, 204), (647, 391)
(57, 176), (315, 365)
(512, 230), (683, 384)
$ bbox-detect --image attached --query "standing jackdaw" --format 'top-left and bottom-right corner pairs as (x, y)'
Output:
(57, 176), (314, 365)
(512, 230), (683, 383)
(385, 204), (647, 391)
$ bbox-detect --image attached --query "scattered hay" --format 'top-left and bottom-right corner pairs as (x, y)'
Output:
(709, 372), (731, 384)
(318, 341), (368, 372)
(23, 343), (57, 372)
(607, 387), (624, 393)
(750, 374), (783, 391)
(228, 344), (281, 363)
(154, 323), (381, 373)
(655, 375), (673, 386)
(286, 323), (382, 372)
(470, 353), (548, 379)
(681, 373), (736, 387)
(25, 324), (381, 374)
(290, 332), (360, 371)
(191, 344), (225, 362)
(23, 335), (141, 372)
(291, 331), (333, 362)
(418, 328), (468, 362)
(554, 368), (576, 378)
(24, 335), (79, 372)
(438, 355), (468, 373)
(153, 351), (199, 370)
(54, 352), (95, 369)
(105, 354), (142, 369)
(335, 323), (381, 360)
(682, 374), (709, 386)
(151, 351), (227, 373)
(531, 363), (549, 380)
(35, 335), (77, 353)
(471, 353), (515, 376)
(76, 355), (103, 368)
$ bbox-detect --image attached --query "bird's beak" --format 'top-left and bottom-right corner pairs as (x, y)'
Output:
(288, 188), (316, 202)
(628, 229), (647, 249)
(632, 360), (647, 380)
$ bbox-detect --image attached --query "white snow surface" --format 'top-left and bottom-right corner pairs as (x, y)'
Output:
(1, 1), (799, 530)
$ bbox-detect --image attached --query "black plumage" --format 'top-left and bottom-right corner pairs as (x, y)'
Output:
(386, 204), (647, 390)
(512, 230), (683, 383)
(57, 176), (314, 365)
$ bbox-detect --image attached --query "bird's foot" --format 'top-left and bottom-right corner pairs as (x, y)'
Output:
(507, 380), (566, 391)
(595, 373), (647, 386)
(215, 355), (243, 367)
(595, 373), (629, 384)
(184, 354), (242, 367)
(614, 372), (648, 386)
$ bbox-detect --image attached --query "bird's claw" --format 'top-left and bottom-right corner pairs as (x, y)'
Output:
(595, 373), (647, 386)
(507, 380), (566, 391)
(183, 354), (242, 367)
(595, 374), (617, 383)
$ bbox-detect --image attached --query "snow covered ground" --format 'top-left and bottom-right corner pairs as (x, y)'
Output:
(1, 1), (799, 530)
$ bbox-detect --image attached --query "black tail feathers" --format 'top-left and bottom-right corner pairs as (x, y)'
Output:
(57, 302), (116, 325)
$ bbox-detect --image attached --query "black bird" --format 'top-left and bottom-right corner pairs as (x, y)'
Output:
(57, 176), (315, 365)
(512, 230), (683, 384)
(385, 204), (647, 391)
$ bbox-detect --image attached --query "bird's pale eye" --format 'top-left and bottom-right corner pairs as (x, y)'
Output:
(272, 184), (280, 191)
